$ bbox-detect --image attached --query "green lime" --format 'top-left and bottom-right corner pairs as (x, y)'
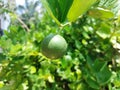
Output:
(41, 33), (68, 59)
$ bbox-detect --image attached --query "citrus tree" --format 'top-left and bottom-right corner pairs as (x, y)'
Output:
(0, 0), (120, 90)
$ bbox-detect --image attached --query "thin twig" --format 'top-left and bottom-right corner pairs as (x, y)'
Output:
(16, 15), (30, 32)
(60, 22), (71, 27)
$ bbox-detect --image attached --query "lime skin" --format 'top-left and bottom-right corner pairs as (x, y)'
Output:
(41, 33), (68, 59)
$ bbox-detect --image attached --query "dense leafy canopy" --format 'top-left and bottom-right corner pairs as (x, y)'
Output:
(0, 0), (120, 90)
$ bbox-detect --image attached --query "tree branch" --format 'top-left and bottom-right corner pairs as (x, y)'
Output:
(16, 16), (30, 32)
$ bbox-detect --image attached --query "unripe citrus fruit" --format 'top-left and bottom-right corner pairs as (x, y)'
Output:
(41, 33), (68, 59)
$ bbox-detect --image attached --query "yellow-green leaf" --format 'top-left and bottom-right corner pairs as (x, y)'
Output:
(96, 22), (111, 39)
(88, 7), (114, 19)
(30, 66), (36, 74)
(67, 0), (96, 22)
(0, 81), (4, 88)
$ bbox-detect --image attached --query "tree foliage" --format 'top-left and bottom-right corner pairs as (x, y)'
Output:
(0, 0), (120, 90)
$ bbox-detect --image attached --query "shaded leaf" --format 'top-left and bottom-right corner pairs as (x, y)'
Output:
(41, 0), (61, 25)
(93, 60), (107, 73)
(58, 0), (73, 22)
(96, 67), (112, 85)
(85, 76), (100, 89)
(41, 0), (73, 23)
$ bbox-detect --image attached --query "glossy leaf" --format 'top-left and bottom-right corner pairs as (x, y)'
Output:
(67, 0), (96, 22)
(96, 22), (111, 39)
(58, 0), (73, 22)
(88, 7), (114, 19)
(41, 0), (61, 25)
(41, 0), (73, 23)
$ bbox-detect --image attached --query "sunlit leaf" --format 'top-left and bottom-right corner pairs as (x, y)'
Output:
(113, 71), (120, 88)
(0, 81), (4, 88)
(30, 66), (36, 74)
(88, 7), (114, 19)
(47, 75), (54, 83)
(67, 0), (96, 22)
(96, 22), (111, 39)
(113, 30), (120, 37)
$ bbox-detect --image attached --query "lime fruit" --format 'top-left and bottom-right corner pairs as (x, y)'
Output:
(41, 33), (68, 59)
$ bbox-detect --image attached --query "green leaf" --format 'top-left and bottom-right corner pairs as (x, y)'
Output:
(93, 60), (107, 73)
(112, 71), (120, 88)
(30, 66), (36, 74)
(88, 7), (114, 19)
(93, 60), (112, 85)
(113, 30), (120, 37)
(61, 55), (72, 68)
(0, 81), (4, 88)
(85, 76), (100, 89)
(9, 44), (22, 55)
(96, 67), (112, 85)
(86, 59), (112, 86)
(96, 22), (111, 39)
(67, 0), (96, 22)
(76, 82), (91, 90)
(41, 0), (73, 23)
(41, 0), (61, 25)
(0, 54), (6, 61)
(58, 0), (73, 22)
